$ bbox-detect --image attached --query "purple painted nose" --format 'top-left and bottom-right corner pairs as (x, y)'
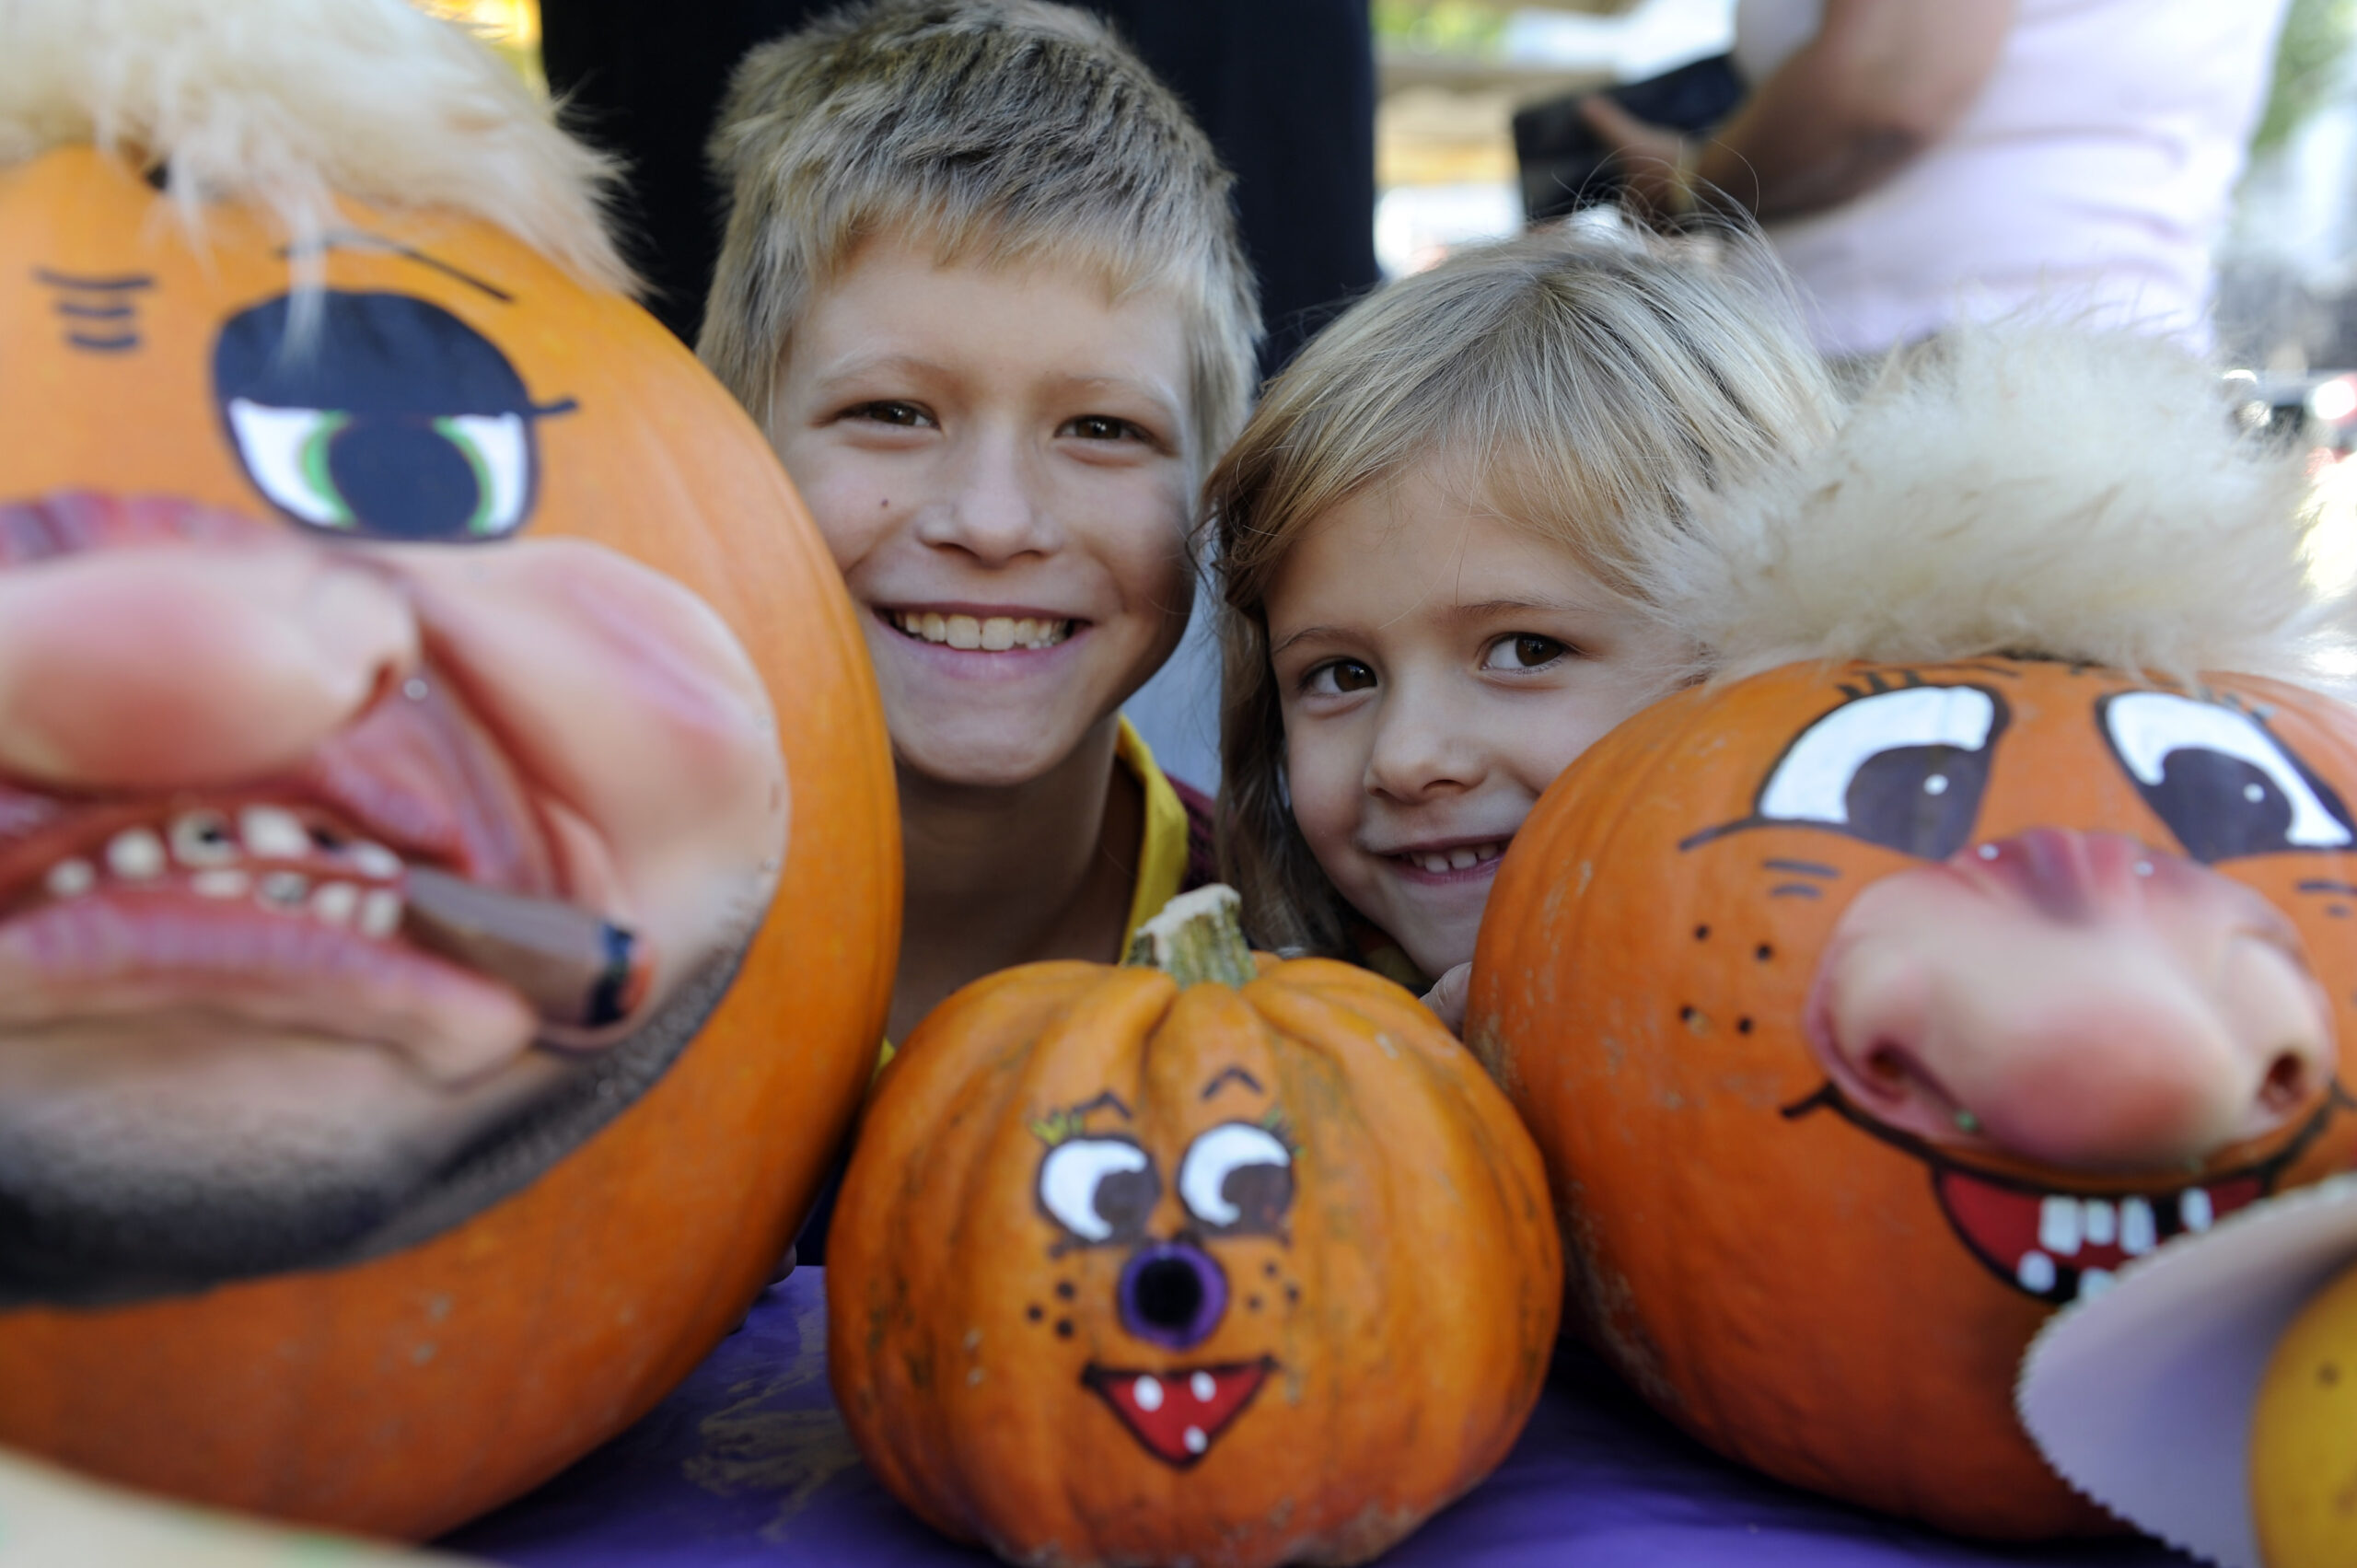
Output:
(1117, 1240), (1228, 1349)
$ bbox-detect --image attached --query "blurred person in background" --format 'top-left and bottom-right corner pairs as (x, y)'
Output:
(1581, 0), (2293, 363)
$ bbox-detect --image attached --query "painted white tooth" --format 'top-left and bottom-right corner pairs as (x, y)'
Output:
(106, 828), (165, 880)
(923, 611), (947, 643)
(358, 888), (402, 939)
(2180, 1187), (2214, 1232)
(1182, 1426), (1208, 1455)
(238, 805), (310, 861)
(258, 870), (308, 909)
(1190, 1370), (1215, 1403)
(2078, 1267), (2116, 1301)
(168, 809), (239, 866)
(347, 842), (402, 881)
(2038, 1196), (2083, 1257)
(1447, 847), (1478, 871)
(2015, 1249), (2058, 1294)
(1132, 1375), (1164, 1413)
(946, 614), (982, 650)
(2121, 1196), (2157, 1257)
(980, 617), (1016, 652)
(44, 858), (95, 899)
(2081, 1198), (2118, 1248)
(310, 881), (360, 926)
(191, 868), (250, 900)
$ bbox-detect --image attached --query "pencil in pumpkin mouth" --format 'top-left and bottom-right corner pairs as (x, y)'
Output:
(399, 865), (644, 1029)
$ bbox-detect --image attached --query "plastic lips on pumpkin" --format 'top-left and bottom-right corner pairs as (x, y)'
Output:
(828, 887), (1561, 1568)
(1466, 328), (2357, 1538)
(0, 0), (896, 1538)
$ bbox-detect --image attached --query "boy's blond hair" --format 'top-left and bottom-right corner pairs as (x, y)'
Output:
(1208, 226), (1839, 959)
(699, 0), (1260, 472)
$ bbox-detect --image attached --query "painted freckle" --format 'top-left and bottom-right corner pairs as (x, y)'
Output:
(1247, 1294), (1262, 1312)
(1284, 1283), (1300, 1304)
(1055, 1319), (1074, 1339)
(1693, 924), (1710, 941)
(2324, 1363), (2343, 1388)
(1736, 1017), (1753, 1034)
(1055, 1281), (1075, 1301)
(1263, 1261), (1279, 1279)
(1755, 943), (1773, 962)
(1027, 1304), (1044, 1323)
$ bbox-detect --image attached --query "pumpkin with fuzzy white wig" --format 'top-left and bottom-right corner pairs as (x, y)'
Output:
(1468, 327), (2357, 1537)
(0, 0), (894, 1536)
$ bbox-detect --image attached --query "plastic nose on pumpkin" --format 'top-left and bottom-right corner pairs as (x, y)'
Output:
(0, 528), (418, 790)
(1806, 829), (2336, 1173)
(1117, 1240), (1229, 1350)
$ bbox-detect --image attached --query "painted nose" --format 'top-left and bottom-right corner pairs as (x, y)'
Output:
(1117, 1240), (1229, 1349)
(1807, 829), (2335, 1172)
(0, 499), (418, 790)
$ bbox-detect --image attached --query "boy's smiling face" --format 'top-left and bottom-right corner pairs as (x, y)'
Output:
(1266, 461), (1686, 978)
(771, 238), (1195, 790)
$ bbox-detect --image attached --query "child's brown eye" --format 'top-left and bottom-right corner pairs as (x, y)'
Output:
(1062, 414), (1136, 441)
(1306, 659), (1376, 695)
(1484, 633), (1568, 671)
(851, 400), (929, 427)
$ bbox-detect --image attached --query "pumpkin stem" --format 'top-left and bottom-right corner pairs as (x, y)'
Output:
(1124, 884), (1256, 989)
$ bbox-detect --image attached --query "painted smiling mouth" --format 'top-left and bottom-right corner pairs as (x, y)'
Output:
(888, 610), (1074, 651)
(1787, 1083), (2342, 1307)
(1081, 1357), (1276, 1467)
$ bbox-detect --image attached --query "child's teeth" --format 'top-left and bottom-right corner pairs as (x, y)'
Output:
(44, 858), (94, 899)
(191, 868), (250, 900)
(311, 881), (360, 925)
(358, 888), (403, 938)
(946, 614), (982, 650)
(980, 616), (1016, 652)
(169, 809), (239, 866)
(923, 611), (946, 642)
(897, 610), (1070, 649)
(106, 828), (166, 880)
(347, 842), (402, 880)
(238, 804), (311, 860)
(1447, 847), (1478, 870)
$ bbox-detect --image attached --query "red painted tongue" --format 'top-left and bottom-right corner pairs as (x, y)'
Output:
(1086, 1361), (1271, 1467)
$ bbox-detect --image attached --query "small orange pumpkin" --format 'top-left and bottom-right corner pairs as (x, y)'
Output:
(0, 36), (894, 1545)
(830, 888), (1559, 1568)
(1469, 657), (2357, 1538)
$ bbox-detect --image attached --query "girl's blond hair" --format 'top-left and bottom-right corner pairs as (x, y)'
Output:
(1208, 225), (1838, 958)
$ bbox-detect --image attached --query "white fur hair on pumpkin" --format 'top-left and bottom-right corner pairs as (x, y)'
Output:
(0, 0), (632, 293)
(1636, 325), (2342, 691)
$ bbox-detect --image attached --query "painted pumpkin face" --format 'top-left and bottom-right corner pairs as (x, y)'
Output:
(1468, 656), (2357, 1539)
(0, 147), (895, 1531)
(829, 954), (1559, 1568)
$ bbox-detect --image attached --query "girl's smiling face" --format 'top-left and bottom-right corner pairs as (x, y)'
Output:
(1265, 461), (1688, 978)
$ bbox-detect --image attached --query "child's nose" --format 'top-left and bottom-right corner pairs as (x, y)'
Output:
(1364, 684), (1483, 799)
(918, 429), (1059, 563)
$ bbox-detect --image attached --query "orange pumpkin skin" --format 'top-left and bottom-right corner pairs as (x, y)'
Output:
(0, 148), (897, 1536)
(830, 955), (1560, 1568)
(1467, 658), (2357, 1539)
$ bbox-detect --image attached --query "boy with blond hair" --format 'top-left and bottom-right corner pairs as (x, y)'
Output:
(702, 0), (1259, 1045)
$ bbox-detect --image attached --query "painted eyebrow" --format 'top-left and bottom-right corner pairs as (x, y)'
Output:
(1200, 1066), (1264, 1101)
(1067, 1090), (1133, 1121)
(277, 230), (513, 302)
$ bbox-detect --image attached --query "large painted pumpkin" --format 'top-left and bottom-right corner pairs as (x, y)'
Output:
(0, 3), (895, 1539)
(1469, 656), (2357, 1537)
(830, 888), (1559, 1568)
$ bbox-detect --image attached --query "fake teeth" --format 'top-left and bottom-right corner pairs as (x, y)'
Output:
(33, 808), (409, 935)
(1401, 842), (1506, 875)
(891, 610), (1073, 651)
(1941, 1167), (2269, 1308)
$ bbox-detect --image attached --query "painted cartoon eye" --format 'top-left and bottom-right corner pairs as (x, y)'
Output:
(215, 291), (565, 543)
(1178, 1122), (1293, 1233)
(1751, 685), (2004, 860)
(226, 401), (530, 539)
(2100, 691), (2353, 862)
(1038, 1137), (1160, 1244)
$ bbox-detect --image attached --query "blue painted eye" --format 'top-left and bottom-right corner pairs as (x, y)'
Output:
(2101, 691), (2353, 862)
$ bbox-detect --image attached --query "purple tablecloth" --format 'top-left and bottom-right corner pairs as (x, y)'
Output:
(446, 1270), (2189, 1567)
